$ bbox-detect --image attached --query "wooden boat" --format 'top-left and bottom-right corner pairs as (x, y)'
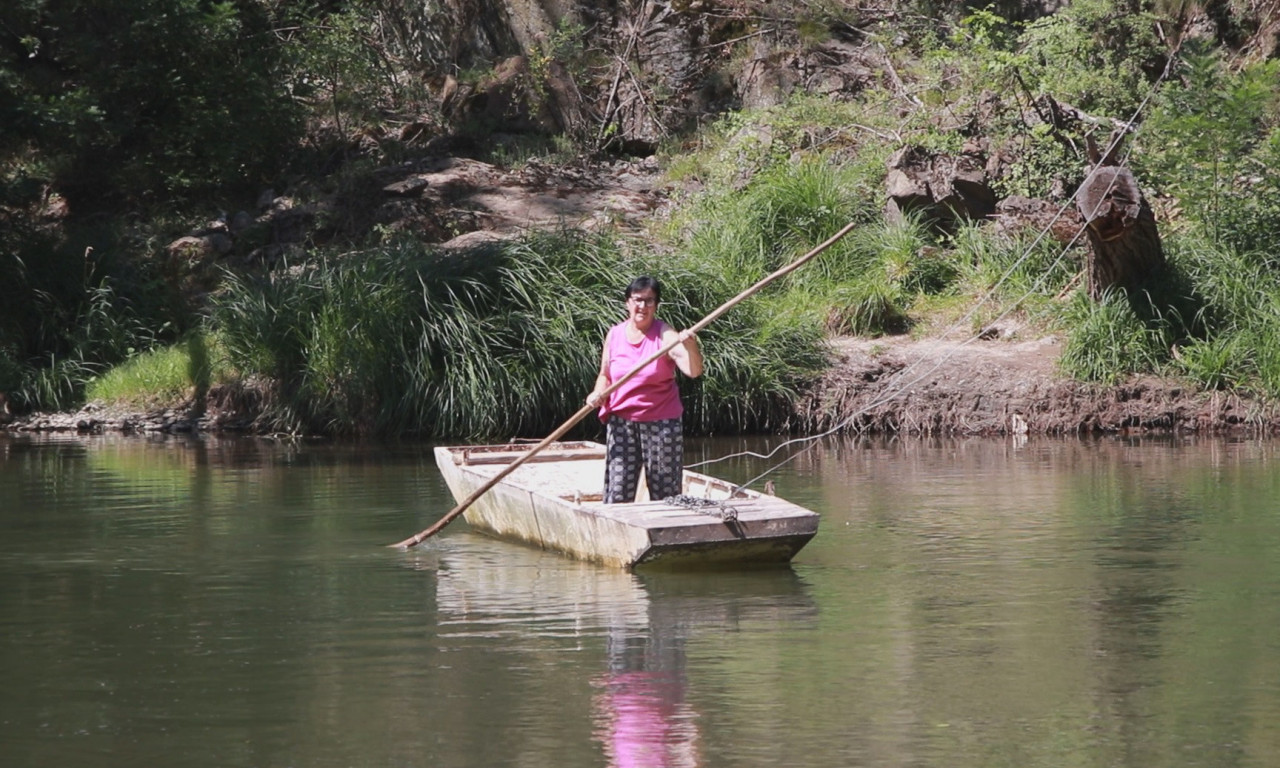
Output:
(434, 441), (819, 569)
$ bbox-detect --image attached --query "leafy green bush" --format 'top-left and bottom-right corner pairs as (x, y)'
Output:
(942, 1), (1164, 117)
(931, 3), (1168, 201)
(284, 5), (420, 139)
(1136, 52), (1280, 252)
(1015, 0), (1165, 117)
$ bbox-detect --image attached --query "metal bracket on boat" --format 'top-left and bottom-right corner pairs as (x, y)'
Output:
(663, 494), (738, 522)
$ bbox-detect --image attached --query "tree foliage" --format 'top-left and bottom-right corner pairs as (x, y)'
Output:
(1136, 49), (1280, 252)
(1, 0), (301, 211)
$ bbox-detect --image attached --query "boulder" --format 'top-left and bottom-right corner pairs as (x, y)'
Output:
(885, 145), (996, 232)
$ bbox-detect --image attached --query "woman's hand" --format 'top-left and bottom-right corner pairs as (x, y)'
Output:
(586, 390), (603, 407)
(667, 327), (703, 378)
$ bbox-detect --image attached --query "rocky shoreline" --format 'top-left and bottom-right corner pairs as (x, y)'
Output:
(6, 335), (1278, 439)
(1, 399), (253, 437)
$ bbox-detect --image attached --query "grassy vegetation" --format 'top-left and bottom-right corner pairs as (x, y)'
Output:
(85, 333), (219, 408)
(191, 144), (1137, 438)
(8, 0), (1280, 434)
(210, 228), (829, 438)
(1054, 232), (1280, 396)
(0, 265), (177, 412)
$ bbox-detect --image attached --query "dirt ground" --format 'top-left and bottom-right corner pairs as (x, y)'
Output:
(795, 333), (1279, 436)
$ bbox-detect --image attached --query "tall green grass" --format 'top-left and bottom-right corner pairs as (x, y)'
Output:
(127, 147), (1280, 436)
(211, 228), (832, 438)
(629, 252), (828, 433)
(1157, 237), (1280, 396)
(112, 156), (1280, 436)
(3, 279), (171, 412)
(949, 222), (1078, 297)
(670, 158), (947, 337)
(0, 210), (184, 414)
(1057, 234), (1280, 398)
(1058, 289), (1172, 384)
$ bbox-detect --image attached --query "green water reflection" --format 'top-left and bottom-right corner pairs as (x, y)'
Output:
(2, 433), (1279, 767)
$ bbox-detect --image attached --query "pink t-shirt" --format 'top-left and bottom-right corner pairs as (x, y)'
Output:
(599, 320), (683, 423)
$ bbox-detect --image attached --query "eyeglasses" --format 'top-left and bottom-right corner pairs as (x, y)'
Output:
(628, 296), (658, 307)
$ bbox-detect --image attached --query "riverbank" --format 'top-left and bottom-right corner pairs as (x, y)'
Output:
(798, 335), (1278, 436)
(9, 3), (1280, 446)
(7, 334), (1277, 438)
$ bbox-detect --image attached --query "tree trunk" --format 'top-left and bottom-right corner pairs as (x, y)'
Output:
(1076, 165), (1166, 299)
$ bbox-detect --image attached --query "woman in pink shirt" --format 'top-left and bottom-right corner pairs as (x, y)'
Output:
(585, 277), (704, 503)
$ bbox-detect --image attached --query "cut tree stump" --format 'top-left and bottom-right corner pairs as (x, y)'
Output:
(1075, 164), (1166, 299)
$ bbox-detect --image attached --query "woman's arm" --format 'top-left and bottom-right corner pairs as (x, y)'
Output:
(586, 339), (611, 406)
(664, 326), (703, 378)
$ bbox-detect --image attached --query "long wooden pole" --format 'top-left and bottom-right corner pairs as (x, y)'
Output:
(389, 221), (858, 549)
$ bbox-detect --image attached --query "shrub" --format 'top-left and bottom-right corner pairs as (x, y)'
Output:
(4, 0), (299, 211)
(1015, 0), (1165, 118)
(1135, 52), (1280, 252)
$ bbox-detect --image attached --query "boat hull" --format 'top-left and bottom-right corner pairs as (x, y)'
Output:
(434, 442), (819, 569)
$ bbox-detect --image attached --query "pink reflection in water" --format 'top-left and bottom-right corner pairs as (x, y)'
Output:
(594, 666), (699, 767)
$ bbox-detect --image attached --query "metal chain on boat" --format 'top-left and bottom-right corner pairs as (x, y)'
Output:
(662, 494), (738, 522)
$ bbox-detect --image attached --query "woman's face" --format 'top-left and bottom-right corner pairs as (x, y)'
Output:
(626, 289), (658, 329)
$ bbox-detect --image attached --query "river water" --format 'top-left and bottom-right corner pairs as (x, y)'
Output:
(2, 433), (1279, 767)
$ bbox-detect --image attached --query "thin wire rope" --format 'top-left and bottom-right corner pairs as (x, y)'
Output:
(688, 51), (1180, 494)
(843, 57), (1176, 420)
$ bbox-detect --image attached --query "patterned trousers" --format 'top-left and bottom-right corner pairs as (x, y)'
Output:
(603, 415), (684, 503)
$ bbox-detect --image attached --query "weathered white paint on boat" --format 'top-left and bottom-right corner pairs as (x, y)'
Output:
(434, 441), (820, 569)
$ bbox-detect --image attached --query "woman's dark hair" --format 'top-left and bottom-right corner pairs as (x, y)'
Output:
(624, 276), (662, 303)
